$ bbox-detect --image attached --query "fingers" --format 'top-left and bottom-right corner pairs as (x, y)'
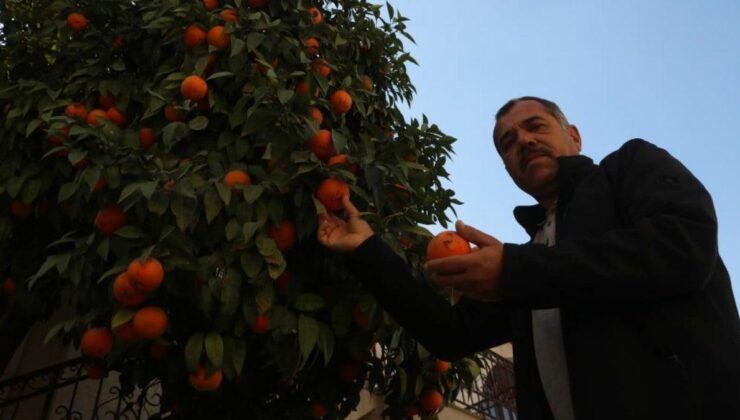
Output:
(424, 254), (470, 275)
(455, 220), (498, 247)
(342, 194), (361, 218)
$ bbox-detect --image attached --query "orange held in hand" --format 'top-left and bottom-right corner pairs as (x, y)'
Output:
(133, 306), (168, 339)
(80, 327), (113, 358)
(426, 231), (471, 261)
(189, 367), (223, 392)
(316, 178), (349, 213)
(127, 257), (165, 293)
(329, 90), (352, 114)
(224, 169), (251, 190)
(181, 75), (208, 101)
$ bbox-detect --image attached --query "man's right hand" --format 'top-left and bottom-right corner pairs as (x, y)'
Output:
(317, 194), (374, 253)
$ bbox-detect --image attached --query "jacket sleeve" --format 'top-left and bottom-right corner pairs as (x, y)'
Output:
(349, 234), (512, 360)
(502, 139), (719, 307)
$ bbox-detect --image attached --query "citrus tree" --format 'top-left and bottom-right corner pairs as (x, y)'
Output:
(0, 0), (481, 418)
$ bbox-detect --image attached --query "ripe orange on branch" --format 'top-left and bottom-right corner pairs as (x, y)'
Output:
(189, 367), (223, 392)
(80, 328), (113, 358)
(66, 12), (88, 32)
(328, 154), (358, 174)
(303, 37), (319, 56)
(252, 314), (271, 334)
(106, 107), (127, 127)
(310, 107), (323, 125)
(10, 200), (32, 218)
(308, 129), (336, 161)
(113, 272), (146, 307)
(316, 178), (350, 213)
(221, 8), (238, 22)
(247, 0), (269, 8)
(420, 389), (444, 413)
(224, 169), (251, 190)
(94, 205), (128, 235)
(207, 26), (230, 50)
(133, 306), (168, 339)
(181, 75), (208, 101)
(426, 231), (471, 261)
(307, 7), (323, 24)
(183, 24), (206, 49)
(65, 103), (88, 120)
(127, 257), (165, 293)
(86, 109), (109, 127)
(202, 0), (218, 11)
(329, 90), (352, 114)
(269, 220), (296, 251)
(139, 128), (156, 149)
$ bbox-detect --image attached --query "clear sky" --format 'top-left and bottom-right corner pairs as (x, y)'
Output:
(391, 0), (740, 303)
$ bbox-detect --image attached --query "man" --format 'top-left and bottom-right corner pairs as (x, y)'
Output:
(318, 97), (740, 420)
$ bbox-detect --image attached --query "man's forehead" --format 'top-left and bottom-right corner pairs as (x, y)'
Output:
(494, 100), (550, 138)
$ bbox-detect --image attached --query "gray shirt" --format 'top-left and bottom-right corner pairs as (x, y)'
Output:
(531, 207), (576, 420)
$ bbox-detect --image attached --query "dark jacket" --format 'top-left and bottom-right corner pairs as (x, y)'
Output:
(350, 139), (740, 420)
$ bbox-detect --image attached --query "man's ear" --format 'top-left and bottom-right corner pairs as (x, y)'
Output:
(567, 124), (582, 152)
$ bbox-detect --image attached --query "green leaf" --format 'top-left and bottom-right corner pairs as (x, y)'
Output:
(242, 222), (260, 243)
(185, 334), (204, 373)
(256, 236), (286, 279)
(171, 194), (198, 231)
(216, 182), (232, 205)
(231, 38), (246, 57)
(57, 182), (77, 202)
(246, 33), (265, 51)
(68, 149), (87, 166)
(205, 332), (224, 368)
(6, 177), (25, 198)
(233, 339), (247, 375)
(189, 116), (209, 131)
(317, 323), (335, 366)
(115, 226), (146, 239)
(162, 122), (189, 147)
(332, 129), (347, 153)
(294, 294), (326, 312)
(255, 282), (274, 313)
(44, 321), (67, 346)
(111, 309), (136, 329)
(204, 188), (223, 224)
(26, 119), (43, 137)
(226, 219), (241, 241)
(277, 89), (294, 104)
(242, 185), (263, 204)
(331, 303), (351, 337)
(206, 72), (235, 81)
(241, 252), (263, 278)
(298, 315), (319, 364)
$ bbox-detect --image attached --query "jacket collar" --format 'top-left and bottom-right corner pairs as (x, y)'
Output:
(513, 154), (597, 237)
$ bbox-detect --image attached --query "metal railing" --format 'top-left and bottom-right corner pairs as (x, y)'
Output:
(454, 350), (517, 420)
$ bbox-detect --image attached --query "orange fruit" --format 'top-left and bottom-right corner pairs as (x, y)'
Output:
(65, 103), (88, 120)
(329, 90), (352, 114)
(221, 8), (238, 22)
(112, 36), (124, 49)
(106, 107), (127, 127)
(431, 359), (450, 374)
(98, 94), (115, 109)
(420, 389), (444, 413)
(48, 126), (70, 146)
(223, 169), (251, 190)
(164, 104), (185, 121)
(426, 231), (471, 261)
(189, 367), (223, 392)
(308, 129), (336, 161)
(113, 320), (141, 343)
(307, 7), (322, 24)
(295, 80), (318, 97)
(2, 278), (16, 296)
(139, 127), (156, 149)
(183, 24), (206, 49)
(303, 37), (319, 56)
(327, 154), (358, 174)
(181, 75), (208, 101)
(311, 60), (330, 77)
(113, 272), (146, 306)
(247, 0), (268, 9)
(86, 109), (109, 127)
(310, 107), (323, 125)
(310, 402), (326, 419)
(252, 314), (270, 334)
(10, 199), (32, 218)
(316, 178), (349, 212)
(207, 26), (230, 50)
(202, 0), (218, 11)
(269, 220), (296, 251)
(93, 178), (107, 193)
(127, 257), (165, 293)
(133, 306), (168, 339)
(66, 12), (88, 32)
(361, 75), (373, 91)
(80, 328), (113, 358)
(94, 205), (128, 235)
(275, 270), (290, 292)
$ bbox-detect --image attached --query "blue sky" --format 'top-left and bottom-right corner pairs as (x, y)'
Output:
(391, 0), (740, 303)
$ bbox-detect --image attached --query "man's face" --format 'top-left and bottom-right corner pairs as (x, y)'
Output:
(493, 100), (582, 201)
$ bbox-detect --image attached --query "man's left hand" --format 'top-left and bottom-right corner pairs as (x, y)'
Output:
(425, 221), (504, 302)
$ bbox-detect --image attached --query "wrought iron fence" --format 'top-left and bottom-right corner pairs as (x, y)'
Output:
(454, 350), (517, 420)
(0, 358), (166, 420)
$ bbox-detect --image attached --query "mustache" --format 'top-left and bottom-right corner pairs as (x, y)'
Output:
(519, 146), (553, 171)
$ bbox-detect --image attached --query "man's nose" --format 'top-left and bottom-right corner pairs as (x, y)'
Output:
(517, 131), (537, 147)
